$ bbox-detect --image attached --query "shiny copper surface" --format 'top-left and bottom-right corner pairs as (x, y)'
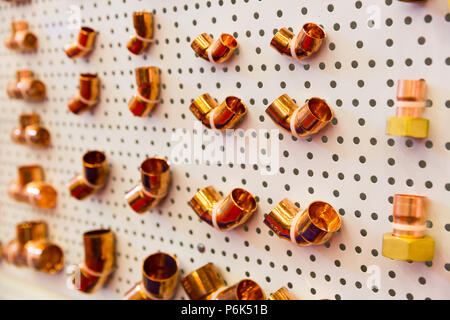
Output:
(267, 287), (296, 300)
(128, 66), (160, 117)
(182, 263), (226, 300)
(127, 11), (153, 55)
(4, 20), (38, 52)
(191, 33), (238, 63)
(392, 194), (427, 238)
(397, 79), (426, 101)
(68, 73), (100, 114)
(64, 26), (97, 59)
(213, 279), (265, 300)
(11, 114), (40, 144)
(141, 252), (179, 300)
(7, 70), (46, 101)
(25, 239), (64, 274)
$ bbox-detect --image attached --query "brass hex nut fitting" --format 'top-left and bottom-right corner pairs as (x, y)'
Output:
(64, 26), (97, 59)
(127, 11), (154, 55)
(191, 33), (238, 63)
(386, 116), (429, 138)
(382, 233), (435, 262)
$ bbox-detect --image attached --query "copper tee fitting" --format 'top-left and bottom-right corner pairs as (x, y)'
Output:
(68, 73), (100, 115)
(264, 198), (342, 246)
(4, 21), (38, 52)
(191, 33), (238, 64)
(190, 94), (248, 130)
(210, 279), (265, 300)
(127, 11), (154, 55)
(11, 114), (51, 147)
(125, 157), (170, 214)
(267, 287), (296, 300)
(182, 263), (226, 300)
(64, 26), (97, 59)
(189, 186), (257, 231)
(128, 66), (160, 117)
(68, 151), (108, 200)
(7, 70), (46, 101)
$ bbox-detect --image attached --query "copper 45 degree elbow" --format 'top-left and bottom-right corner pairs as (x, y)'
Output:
(64, 26), (97, 59)
(68, 73), (100, 115)
(125, 157), (170, 214)
(189, 186), (257, 231)
(266, 94), (333, 138)
(124, 252), (180, 300)
(68, 151), (108, 200)
(4, 21), (38, 52)
(182, 263), (226, 300)
(128, 66), (161, 117)
(11, 114), (51, 147)
(7, 70), (46, 101)
(191, 33), (238, 64)
(190, 94), (248, 130)
(127, 11), (154, 55)
(264, 198), (342, 246)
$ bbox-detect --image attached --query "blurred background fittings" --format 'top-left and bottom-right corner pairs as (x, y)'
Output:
(68, 73), (100, 115)
(191, 33), (238, 63)
(127, 11), (154, 55)
(267, 287), (296, 300)
(4, 21), (38, 51)
(128, 66), (160, 117)
(11, 113), (50, 147)
(7, 70), (46, 101)
(64, 26), (97, 59)
(182, 263), (226, 300)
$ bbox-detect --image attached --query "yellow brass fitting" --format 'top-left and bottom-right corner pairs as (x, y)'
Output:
(270, 23), (326, 61)
(4, 21), (38, 52)
(127, 11), (154, 55)
(182, 263), (226, 300)
(7, 70), (46, 101)
(68, 73), (100, 115)
(128, 66), (161, 117)
(68, 151), (108, 200)
(264, 198), (342, 246)
(190, 94), (248, 130)
(11, 114), (51, 147)
(267, 287), (296, 300)
(189, 186), (257, 231)
(64, 26), (97, 59)
(266, 94), (333, 138)
(191, 33), (238, 63)
(211, 279), (265, 300)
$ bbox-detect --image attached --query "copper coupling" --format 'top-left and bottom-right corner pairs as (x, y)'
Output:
(7, 70), (46, 101)
(271, 23), (326, 61)
(264, 198), (342, 246)
(125, 157), (170, 214)
(11, 114), (50, 147)
(386, 79), (429, 138)
(124, 252), (180, 300)
(191, 33), (238, 64)
(4, 21), (38, 52)
(190, 94), (248, 130)
(4, 221), (64, 274)
(128, 66), (161, 117)
(64, 26), (97, 59)
(267, 287), (296, 300)
(127, 11), (154, 55)
(68, 151), (108, 200)
(266, 94), (334, 138)
(8, 165), (57, 209)
(68, 73), (100, 115)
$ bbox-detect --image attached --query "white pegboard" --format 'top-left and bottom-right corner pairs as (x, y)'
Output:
(0, 0), (449, 300)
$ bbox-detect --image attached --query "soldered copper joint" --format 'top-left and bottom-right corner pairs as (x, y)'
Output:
(7, 70), (46, 101)
(191, 33), (238, 64)
(127, 11), (154, 55)
(11, 114), (51, 147)
(67, 73), (100, 115)
(4, 21), (38, 52)
(64, 26), (97, 59)
(189, 186), (257, 231)
(128, 66), (161, 117)
(267, 287), (296, 300)
(68, 151), (108, 200)
(182, 263), (226, 300)
(264, 198), (342, 246)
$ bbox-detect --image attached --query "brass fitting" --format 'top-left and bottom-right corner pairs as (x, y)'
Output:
(68, 151), (108, 200)
(270, 23), (326, 61)
(267, 287), (296, 300)
(189, 186), (257, 231)
(128, 66), (161, 117)
(266, 94), (333, 138)
(11, 114), (51, 147)
(190, 94), (247, 130)
(124, 252), (180, 300)
(64, 26), (97, 59)
(127, 11), (154, 55)
(125, 157), (170, 214)
(68, 73), (100, 115)
(191, 33), (238, 64)
(7, 70), (46, 101)
(4, 21), (38, 52)
(264, 198), (342, 246)
(382, 194), (435, 261)
(211, 279), (265, 300)
(182, 263), (226, 300)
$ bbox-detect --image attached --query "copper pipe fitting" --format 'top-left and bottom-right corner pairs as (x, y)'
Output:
(4, 21), (38, 52)
(128, 66), (161, 117)
(266, 94), (333, 138)
(11, 114), (51, 147)
(211, 279), (265, 300)
(270, 23), (326, 61)
(127, 11), (154, 55)
(267, 287), (296, 300)
(64, 26), (97, 59)
(190, 94), (248, 130)
(68, 73), (100, 115)
(7, 70), (46, 101)
(264, 198), (342, 246)
(182, 263), (226, 300)
(191, 33), (238, 64)
(124, 252), (180, 300)
(68, 151), (108, 200)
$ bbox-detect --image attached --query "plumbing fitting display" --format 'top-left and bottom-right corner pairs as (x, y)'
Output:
(68, 73), (100, 115)
(68, 151), (108, 200)
(182, 263), (226, 300)
(271, 23), (326, 61)
(4, 21), (38, 51)
(64, 26), (97, 59)
(266, 94), (334, 138)
(210, 279), (265, 300)
(128, 66), (160, 117)
(386, 79), (429, 138)
(11, 114), (51, 147)
(264, 198), (342, 246)
(191, 33), (238, 64)
(4, 221), (64, 274)
(190, 94), (248, 130)
(124, 252), (179, 300)
(189, 186), (257, 231)
(7, 70), (46, 101)
(267, 287), (296, 300)
(8, 165), (57, 209)
(127, 11), (154, 55)
(382, 194), (435, 261)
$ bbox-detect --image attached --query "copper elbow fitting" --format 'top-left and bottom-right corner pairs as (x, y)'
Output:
(191, 33), (238, 64)
(182, 263), (226, 300)
(190, 94), (248, 130)
(211, 279), (265, 300)
(7, 70), (46, 101)
(267, 287), (296, 300)
(64, 26), (97, 59)
(128, 66), (161, 117)
(124, 252), (180, 300)
(266, 94), (333, 138)
(11, 114), (51, 147)
(271, 23), (326, 61)
(68, 73), (100, 115)
(4, 21), (38, 52)
(264, 198), (342, 246)
(125, 157), (170, 214)
(189, 186), (257, 231)
(68, 151), (108, 200)
(127, 11), (154, 55)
